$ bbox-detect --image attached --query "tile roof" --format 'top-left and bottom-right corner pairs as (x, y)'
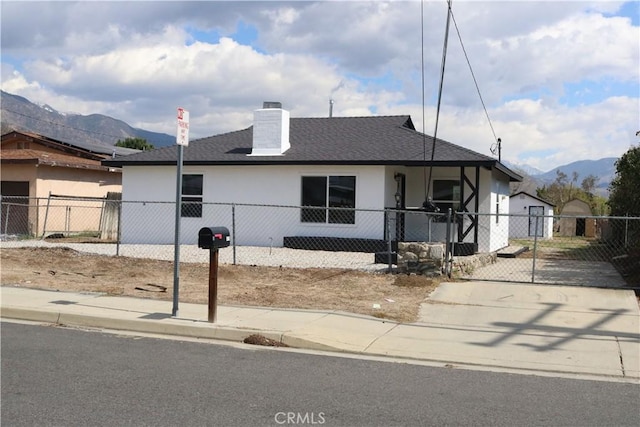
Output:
(1, 130), (139, 157)
(0, 148), (113, 171)
(103, 114), (521, 181)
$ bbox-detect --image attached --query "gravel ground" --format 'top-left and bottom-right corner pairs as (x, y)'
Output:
(0, 240), (388, 272)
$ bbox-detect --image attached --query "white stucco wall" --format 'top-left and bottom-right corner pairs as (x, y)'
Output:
(487, 169), (511, 251)
(120, 164), (386, 245)
(509, 193), (554, 239)
(119, 163), (514, 251)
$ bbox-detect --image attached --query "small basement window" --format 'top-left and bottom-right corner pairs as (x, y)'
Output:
(181, 174), (203, 218)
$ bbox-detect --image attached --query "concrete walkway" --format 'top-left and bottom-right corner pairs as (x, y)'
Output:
(1, 283), (638, 381)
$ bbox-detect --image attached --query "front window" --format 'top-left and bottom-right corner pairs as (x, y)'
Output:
(181, 174), (203, 218)
(433, 180), (460, 212)
(301, 176), (356, 224)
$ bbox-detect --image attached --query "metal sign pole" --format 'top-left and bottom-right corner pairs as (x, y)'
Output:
(531, 215), (540, 284)
(172, 107), (189, 318)
(172, 144), (183, 317)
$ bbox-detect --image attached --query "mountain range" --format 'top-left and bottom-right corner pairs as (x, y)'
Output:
(0, 90), (174, 150)
(0, 90), (617, 196)
(505, 158), (616, 198)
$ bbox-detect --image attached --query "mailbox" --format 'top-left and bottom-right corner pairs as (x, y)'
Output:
(198, 226), (230, 250)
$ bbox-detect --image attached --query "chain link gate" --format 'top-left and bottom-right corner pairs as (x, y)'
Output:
(461, 212), (640, 290)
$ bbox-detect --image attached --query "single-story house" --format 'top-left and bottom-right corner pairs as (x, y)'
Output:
(1, 130), (134, 237)
(509, 191), (555, 239)
(557, 198), (596, 237)
(103, 102), (522, 254)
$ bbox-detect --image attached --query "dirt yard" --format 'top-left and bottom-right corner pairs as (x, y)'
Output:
(0, 246), (441, 323)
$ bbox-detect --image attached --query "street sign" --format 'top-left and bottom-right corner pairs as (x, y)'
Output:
(176, 107), (190, 146)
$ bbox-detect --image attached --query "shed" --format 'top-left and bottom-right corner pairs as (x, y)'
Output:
(557, 199), (596, 237)
(509, 191), (555, 239)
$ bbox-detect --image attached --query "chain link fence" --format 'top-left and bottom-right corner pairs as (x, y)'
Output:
(470, 212), (640, 289)
(1, 196), (638, 288)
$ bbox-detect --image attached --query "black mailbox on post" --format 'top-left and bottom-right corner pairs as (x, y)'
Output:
(198, 226), (230, 250)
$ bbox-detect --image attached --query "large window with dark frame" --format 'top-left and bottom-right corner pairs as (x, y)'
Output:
(433, 179), (460, 213)
(181, 174), (203, 218)
(301, 176), (356, 224)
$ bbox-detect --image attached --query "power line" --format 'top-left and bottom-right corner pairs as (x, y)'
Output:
(424, 0), (453, 206)
(421, 0), (427, 198)
(449, 8), (499, 145)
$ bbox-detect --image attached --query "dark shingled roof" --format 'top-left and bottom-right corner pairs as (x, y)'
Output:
(103, 115), (521, 181)
(510, 191), (556, 207)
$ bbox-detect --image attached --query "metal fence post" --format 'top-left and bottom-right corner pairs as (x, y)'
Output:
(65, 206), (71, 233)
(232, 203), (237, 265)
(625, 214), (629, 248)
(531, 215), (540, 283)
(445, 208), (452, 277)
(41, 192), (52, 239)
(386, 209), (393, 273)
(4, 204), (10, 236)
(116, 200), (122, 256)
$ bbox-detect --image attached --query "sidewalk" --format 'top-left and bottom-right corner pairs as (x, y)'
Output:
(1, 283), (639, 381)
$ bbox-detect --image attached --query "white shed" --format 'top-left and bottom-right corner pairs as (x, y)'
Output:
(509, 191), (554, 239)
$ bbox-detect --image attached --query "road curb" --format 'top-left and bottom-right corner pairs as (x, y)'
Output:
(3, 305), (638, 383)
(0, 306), (340, 352)
(1, 306), (60, 324)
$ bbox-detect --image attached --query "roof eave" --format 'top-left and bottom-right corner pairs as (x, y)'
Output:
(103, 159), (516, 168)
(0, 158), (39, 165)
(494, 162), (523, 182)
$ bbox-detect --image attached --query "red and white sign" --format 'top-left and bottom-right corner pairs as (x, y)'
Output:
(176, 107), (190, 146)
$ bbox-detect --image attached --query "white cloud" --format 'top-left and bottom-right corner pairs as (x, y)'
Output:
(0, 0), (637, 170)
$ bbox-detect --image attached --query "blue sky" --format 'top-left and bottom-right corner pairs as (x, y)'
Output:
(1, 0), (638, 171)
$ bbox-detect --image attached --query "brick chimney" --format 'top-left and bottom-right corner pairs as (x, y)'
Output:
(249, 102), (290, 156)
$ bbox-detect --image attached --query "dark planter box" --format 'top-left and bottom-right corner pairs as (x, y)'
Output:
(453, 242), (477, 256)
(374, 252), (397, 265)
(283, 236), (388, 253)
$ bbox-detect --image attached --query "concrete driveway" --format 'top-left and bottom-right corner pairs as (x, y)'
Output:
(416, 281), (639, 378)
(466, 257), (628, 287)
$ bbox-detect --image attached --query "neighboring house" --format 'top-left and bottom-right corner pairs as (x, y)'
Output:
(509, 191), (555, 239)
(0, 130), (132, 237)
(103, 102), (522, 254)
(557, 198), (596, 237)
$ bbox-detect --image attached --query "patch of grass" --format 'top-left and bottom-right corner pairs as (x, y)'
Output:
(510, 238), (622, 262)
(392, 274), (435, 288)
(371, 311), (390, 319)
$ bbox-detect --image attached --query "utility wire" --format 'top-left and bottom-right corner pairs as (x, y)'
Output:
(450, 9), (499, 143)
(425, 0), (453, 204)
(421, 0), (427, 195)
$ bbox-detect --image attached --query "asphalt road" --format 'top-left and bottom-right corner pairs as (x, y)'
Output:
(2, 322), (639, 427)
